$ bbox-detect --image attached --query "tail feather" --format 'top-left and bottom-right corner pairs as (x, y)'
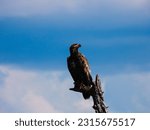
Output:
(82, 92), (91, 99)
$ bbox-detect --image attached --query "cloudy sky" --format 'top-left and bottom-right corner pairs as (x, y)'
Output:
(0, 0), (150, 113)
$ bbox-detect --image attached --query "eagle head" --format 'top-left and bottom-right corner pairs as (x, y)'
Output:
(70, 43), (81, 54)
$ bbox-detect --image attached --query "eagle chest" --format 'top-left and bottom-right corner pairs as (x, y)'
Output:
(69, 55), (89, 79)
(72, 54), (85, 65)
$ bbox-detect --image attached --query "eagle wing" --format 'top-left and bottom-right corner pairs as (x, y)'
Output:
(67, 52), (93, 87)
(67, 52), (93, 99)
(76, 53), (93, 86)
(67, 56), (78, 82)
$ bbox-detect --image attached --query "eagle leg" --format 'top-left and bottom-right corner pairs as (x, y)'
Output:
(70, 81), (93, 96)
(69, 82), (83, 92)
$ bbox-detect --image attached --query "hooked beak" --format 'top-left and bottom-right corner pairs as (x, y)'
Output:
(75, 43), (81, 48)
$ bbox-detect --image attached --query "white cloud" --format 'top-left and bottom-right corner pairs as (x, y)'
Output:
(21, 91), (57, 112)
(0, 0), (149, 17)
(0, 0), (83, 17)
(0, 65), (94, 112)
(0, 65), (68, 112)
(104, 72), (150, 112)
(74, 99), (93, 113)
(108, 0), (149, 8)
(0, 0), (149, 30)
(0, 65), (150, 112)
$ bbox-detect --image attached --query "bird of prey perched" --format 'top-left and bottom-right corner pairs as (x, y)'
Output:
(67, 43), (94, 99)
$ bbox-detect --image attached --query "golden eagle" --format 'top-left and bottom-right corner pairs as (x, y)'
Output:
(67, 44), (94, 99)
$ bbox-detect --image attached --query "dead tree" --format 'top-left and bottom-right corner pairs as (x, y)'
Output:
(70, 74), (108, 113)
(91, 74), (108, 113)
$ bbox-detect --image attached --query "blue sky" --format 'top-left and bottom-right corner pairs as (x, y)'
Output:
(0, 0), (150, 112)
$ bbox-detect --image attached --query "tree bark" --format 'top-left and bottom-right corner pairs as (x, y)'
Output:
(91, 74), (108, 113)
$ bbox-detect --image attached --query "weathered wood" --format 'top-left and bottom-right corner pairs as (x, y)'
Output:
(91, 74), (108, 113)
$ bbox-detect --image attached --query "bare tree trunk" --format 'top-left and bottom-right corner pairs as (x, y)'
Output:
(91, 74), (108, 113)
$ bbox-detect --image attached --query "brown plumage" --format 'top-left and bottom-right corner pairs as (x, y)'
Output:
(67, 43), (94, 99)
